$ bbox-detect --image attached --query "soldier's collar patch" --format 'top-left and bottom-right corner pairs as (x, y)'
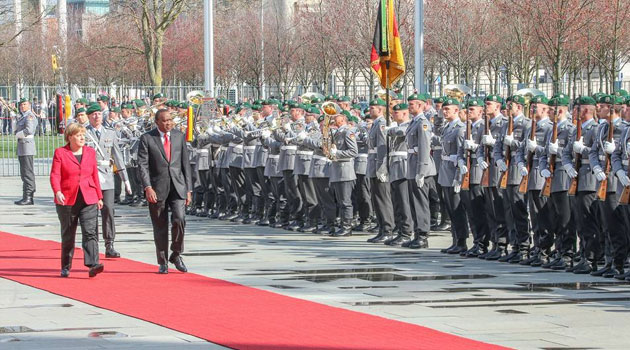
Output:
(423, 124), (429, 131)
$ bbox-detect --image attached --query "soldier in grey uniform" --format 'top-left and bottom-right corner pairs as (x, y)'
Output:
(563, 96), (601, 274)
(328, 113), (358, 237)
(479, 96), (509, 260)
(611, 108), (630, 281)
(493, 94), (531, 262)
(384, 103), (414, 246)
(589, 94), (628, 278)
(430, 97), (450, 231)
(84, 103), (130, 258)
(352, 113), (372, 232)
(458, 98), (490, 257)
(224, 115), (247, 222)
(14, 98), (39, 205)
(298, 115), (337, 235)
(251, 105), (271, 225)
(366, 98), (396, 243)
(539, 95), (577, 270)
(261, 127), (287, 228)
(438, 98), (469, 254)
(515, 96), (553, 265)
(97, 95), (110, 125)
(193, 123), (213, 217)
(291, 106), (320, 232)
(405, 94), (436, 249)
(235, 104), (264, 224)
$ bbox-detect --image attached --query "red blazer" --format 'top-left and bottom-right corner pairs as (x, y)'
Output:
(50, 145), (103, 206)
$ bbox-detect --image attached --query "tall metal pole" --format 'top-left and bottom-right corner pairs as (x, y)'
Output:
(261, 0), (266, 100)
(204, 0), (214, 97)
(414, 0), (425, 93)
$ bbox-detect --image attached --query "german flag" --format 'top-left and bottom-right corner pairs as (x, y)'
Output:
(370, 0), (405, 89)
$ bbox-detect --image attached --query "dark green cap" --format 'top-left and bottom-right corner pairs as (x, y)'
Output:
(509, 95), (526, 105)
(338, 96), (351, 102)
(530, 95), (549, 105)
(325, 94), (338, 101)
(407, 93), (422, 102)
(615, 89), (628, 97)
(111, 106), (121, 113)
(369, 98), (387, 107)
(348, 115), (359, 123)
(442, 98), (460, 107)
(466, 99), (483, 108)
(97, 95), (109, 102)
(306, 106), (320, 115)
(597, 94), (614, 104)
(341, 110), (352, 119)
(393, 103), (409, 111)
(76, 98), (89, 105)
(152, 93), (164, 100)
(550, 94), (569, 106)
(75, 107), (86, 115)
(311, 97), (323, 104)
(18, 98), (28, 104)
(434, 97), (446, 104)
(165, 100), (178, 107)
(86, 102), (102, 114)
(179, 102), (189, 109)
(134, 99), (146, 107)
(122, 103), (134, 110)
(485, 95), (504, 104)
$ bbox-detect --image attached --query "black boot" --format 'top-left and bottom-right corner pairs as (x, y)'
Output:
(387, 234), (412, 247)
(573, 259), (596, 274)
(499, 248), (518, 262)
(367, 231), (385, 243)
(603, 265), (624, 279)
(105, 242), (120, 258)
(551, 255), (573, 271)
(484, 244), (506, 261)
(590, 259), (612, 277)
(15, 193), (34, 206)
(372, 231), (395, 243)
(542, 252), (561, 269)
(409, 234), (429, 249)
(331, 221), (352, 237)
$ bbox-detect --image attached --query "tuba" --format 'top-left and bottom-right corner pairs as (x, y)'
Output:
(444, 84), (471, 102)
(320, 101), (341, 159)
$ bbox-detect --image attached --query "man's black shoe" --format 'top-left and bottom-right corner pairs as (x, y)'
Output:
(158, 264), (168, 274)
(373, 232), (395, 244)
(88, 264), (104, 278)
(409, 236), (428, 249)
(446, 245), (467, 254)
(499, 250), (518, 263)
(60, 268), (69, 278)
(387, 235), (412, 247)
(169, 256), (188, 273)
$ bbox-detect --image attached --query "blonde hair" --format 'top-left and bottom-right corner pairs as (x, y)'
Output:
(64, 123), (86, 143)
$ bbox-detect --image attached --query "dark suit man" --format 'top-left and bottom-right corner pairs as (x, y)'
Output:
(138, 109), (193, 274)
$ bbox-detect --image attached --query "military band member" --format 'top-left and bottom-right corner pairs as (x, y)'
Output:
(292, 106), (320, 232)
(438, 98), (469, 254)
(85, 103), (131, 258)
(611, 108), (630, 281)
(97, 95), (110, 124)
(328, 113), (358, 236)
(458, 98), (490, 257)
(353, 110), (373, 232)
(589, 94), (628, 278)
(261, 125), (288, 228)
(366, 98), (396, 244)
(14, 98), (38, 205)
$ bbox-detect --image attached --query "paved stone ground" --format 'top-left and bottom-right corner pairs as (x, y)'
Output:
(1, 176), (630, 350)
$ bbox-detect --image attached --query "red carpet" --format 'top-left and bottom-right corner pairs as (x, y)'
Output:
(0, 231), (511, 350)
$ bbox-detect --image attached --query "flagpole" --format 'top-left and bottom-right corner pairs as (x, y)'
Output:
(385, 60), (390, 175)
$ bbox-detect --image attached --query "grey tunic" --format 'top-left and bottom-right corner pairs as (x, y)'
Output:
(493, 114), (531, 186)
(329, 125), (358, 183)
(589, 118), (627, 193)
(457, 118), (484, 185)
(15, 111), (38, 156)
(85, 126), (128, 191)
(387, 120), (411, 183)
(562, 118), (598, 192)
(516, 118), (553, 191)
(366, 116), (389, 179)
(302, 130), (331, 178)
(540, 119), (575, 193)
(438, 119), (465, 187)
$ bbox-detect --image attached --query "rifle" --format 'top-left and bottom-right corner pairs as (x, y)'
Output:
(461, 109), (471, 191)
(542, 104), (559, 197)
(519, 104), (536, 194)
(619, 137), (630, 204)
(480, 108), (490, 187)
(568, 104), (582, 196)
(597, 105), (615, 201)
(499, 109), (513, 189)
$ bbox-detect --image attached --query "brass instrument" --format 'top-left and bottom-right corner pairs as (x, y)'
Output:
(320, 102), (341, 159)
(186, 90), (205, 105)
(514, 88), (546, 119)
(301, 92), (325, 104)
(0, 97), (17, 114)
(444, 84), (471, 102)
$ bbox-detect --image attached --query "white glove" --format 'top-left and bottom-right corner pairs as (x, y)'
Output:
(518, 162), (529, 177)
(283, 122), (291, 132)
(563, 164), (578, 178)
(330, 145), (337, 157)
(376, 166), (389, 183)
(617, 170), (630, 187)
(212, 125), (221, 133)
(548, 141), (559, 155)
(385, 121), (398, 131)
(527, 138), (538, 153)
(541, 169), (551, 178)
(454, 183), (461, 193)
(481, 134), (495, 146)
(479, 160), (489, 170)
(124, 180), (132, 194)
(573, 137), (585, 154)
(496, 159), (508, 172)
(503, 133), (514, 147)
(15, 131), (25, 139)
(296, 131), (307, 141)
(593, 167), (606, 181)
(458, 159), (468, 175)
(464, 139), (478, 151)
(604, 141), (616, 155)
(261, 129), (271, 138)
(415, 174), (424, 188)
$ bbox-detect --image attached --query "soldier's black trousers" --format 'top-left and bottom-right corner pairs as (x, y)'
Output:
(354, 174), (372, 221)
(462, 183), (490, 248)
(528, 189), (549, 250)
(270, 176), (288, 223)
(100, 189), (116, 243)
(484, 186), (509, 246)
(576, 191), (602, 260)
(332, 180), (354, 223)
(313, 177), (336, 225)
(544, 191), (574, 255)
(298, 175), (319, 224)
(427, 175), (440, 225)
(504, 185), (529, 249)
(409, 177), (430, 234)
(442, 186), (468, 246)
(370, 177), (395, 233)
(283, 170), (302, 222)
(57, 190), (99, 270)
(229, 166), (247, 212)
(114, 175), (122, 200)
(257, 167), (271, 216)
(220, 167), (237, 213)
(390, 179), (413, 237)
(244, 167), (261, 216)
(18, 155), (36, 195)
(600, 192), (628, 267)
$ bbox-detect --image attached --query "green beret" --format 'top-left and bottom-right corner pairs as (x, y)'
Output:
(311, 97), (323, 104)
(393, 92), (403, 100)
(18, 98), (29, 104)
(550, 94), (569, 106)
(434, 97), (445, 104)
(341, 110), (352, 119)
(597, 94), (614, 104)
(152, 93), (164, 100)
(97, 95), (109, 102)
(530, 95), (549, 105)
(351, 104), (362, 110)
(325, 94), (338, 101)
(615, 89), (628, 97)
(369, 98), (387, 107)
(408, 93), (422, 102)
(179, 102), (189, 109)
(510, 95), (526, 105)
(501, 102), (507, 110)
(165, 100), (178, 107)
(348, 115), (359, 123)
(253, 99), (263, 105)
(134, 99), (146, 107)
(393, 103), (409, 111)
(442, 98), (460, 107)
(485, 95), (504, 104)
(86, 103), (102, 114)
(252, 104), (262, 111)
(111, 107), (121, 113)
(338, 96), (351, 102)
(261, 99), (272, 105)
(121, 103), (134, 110)
(307, 106), (320, 114)
(75, 107), (86, 115)
(466, 99), (483, 108)
(76, 98), (89, 105)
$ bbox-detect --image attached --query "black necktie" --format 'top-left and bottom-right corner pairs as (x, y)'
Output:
(96, 130), (101, 139)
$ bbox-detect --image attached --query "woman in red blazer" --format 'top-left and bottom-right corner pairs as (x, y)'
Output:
(50, 123), (104, 278)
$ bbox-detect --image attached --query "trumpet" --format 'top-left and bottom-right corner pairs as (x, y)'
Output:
(0, 97), (17, 114)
